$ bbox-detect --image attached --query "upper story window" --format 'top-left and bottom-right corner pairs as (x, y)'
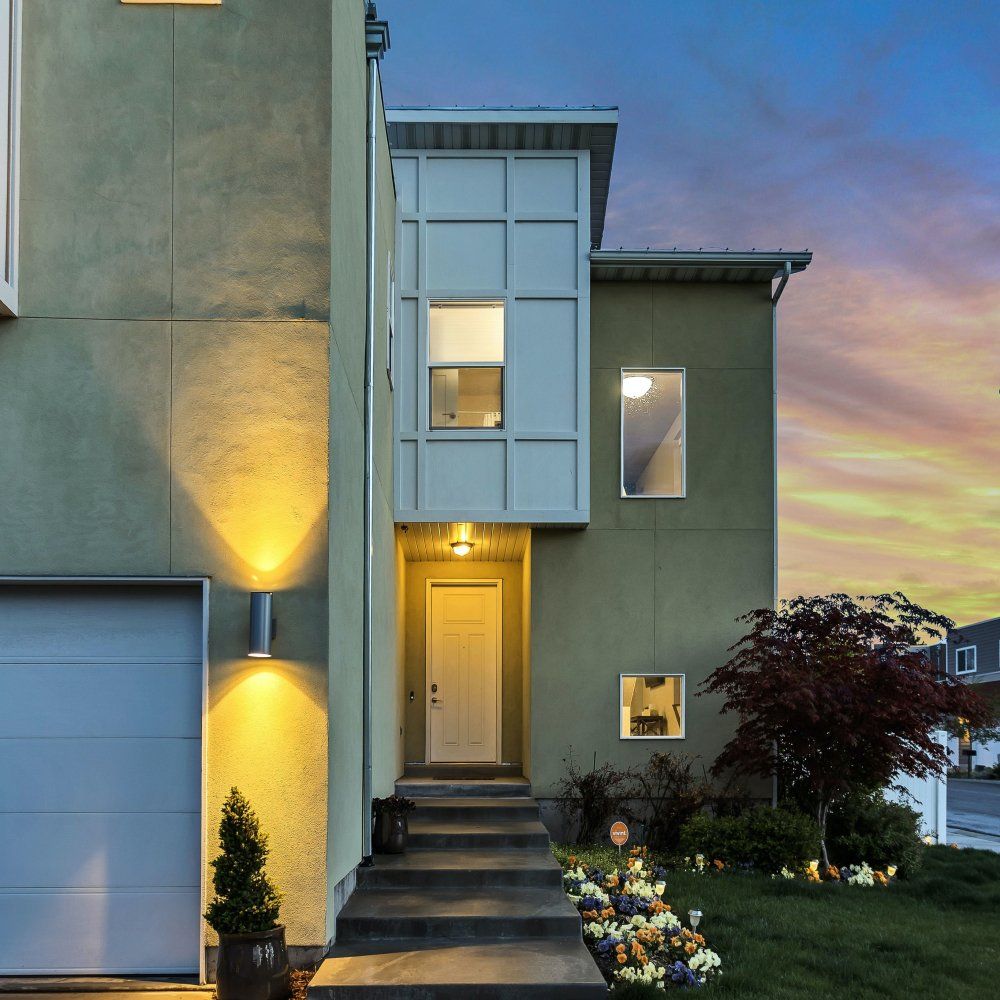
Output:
(428, 300), (504, 429)
(955, 646), (977, 675)
(621, 368), (685, 498)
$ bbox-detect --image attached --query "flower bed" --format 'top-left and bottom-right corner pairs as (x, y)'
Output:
(681, 852), (898, 886)
(562, 847), (722, 990)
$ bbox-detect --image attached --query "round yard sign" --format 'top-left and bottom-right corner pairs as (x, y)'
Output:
(610, 821), (629, 847)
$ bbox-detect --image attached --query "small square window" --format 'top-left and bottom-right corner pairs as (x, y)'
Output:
(620, 674), (684, 739)
(429, 301), (504, 429)
(955, 646), (977, 675)
(621, 369), (684, 497)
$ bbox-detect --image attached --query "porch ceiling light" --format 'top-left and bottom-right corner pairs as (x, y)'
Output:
(249, 591), (276, 658)
(450, 540), (474, 557)
(622, 375), (653, 399)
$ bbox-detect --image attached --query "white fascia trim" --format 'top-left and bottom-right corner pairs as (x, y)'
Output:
(386, 107), (619, 127)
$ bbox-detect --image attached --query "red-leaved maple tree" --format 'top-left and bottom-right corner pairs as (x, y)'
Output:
(701, 592), (993, 868)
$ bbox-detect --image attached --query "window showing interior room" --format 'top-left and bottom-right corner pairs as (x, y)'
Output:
(621, 369), (684, 497)
(429, 300), (504, 429)
(620, 674), (684, 739)
(955, 646), (977, 674)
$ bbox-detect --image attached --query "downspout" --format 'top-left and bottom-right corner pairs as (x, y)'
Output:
(770, 260), (792, 809)
(361, 10), (389, 866)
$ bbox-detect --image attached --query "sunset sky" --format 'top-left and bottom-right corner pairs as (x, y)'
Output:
(381, 0), (999, 625)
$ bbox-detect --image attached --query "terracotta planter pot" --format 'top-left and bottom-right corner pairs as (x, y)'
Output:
(216, 924), (290, 1000)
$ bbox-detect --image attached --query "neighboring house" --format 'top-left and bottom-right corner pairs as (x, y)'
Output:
(931, 616), (1000, 768)
(0, 0), (810, 985)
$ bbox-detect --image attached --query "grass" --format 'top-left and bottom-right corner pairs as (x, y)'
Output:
(552, 844), (1000, 999)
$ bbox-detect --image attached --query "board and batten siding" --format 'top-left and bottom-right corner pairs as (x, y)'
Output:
(391, 150), (590, 524)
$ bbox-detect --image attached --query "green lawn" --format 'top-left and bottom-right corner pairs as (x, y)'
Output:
(552, 844), (1000, 999)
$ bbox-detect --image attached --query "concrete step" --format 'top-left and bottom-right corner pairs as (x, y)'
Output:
(360, 849), (562, 889)
(310, 938), (606, 999)
(402, 764), (524, 780)
(396, 777), (532, 798)
(336, 887), (582, 942)
(407, 818), (550, 850)
(408, 796), (540, 822)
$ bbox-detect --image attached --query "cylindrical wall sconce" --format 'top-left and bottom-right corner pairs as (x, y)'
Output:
(249, 591), (275, 658)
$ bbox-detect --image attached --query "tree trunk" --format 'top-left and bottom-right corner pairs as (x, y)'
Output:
(816, 800), (831, 871)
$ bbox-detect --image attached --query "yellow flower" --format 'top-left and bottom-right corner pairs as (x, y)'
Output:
(685, 942), (697, 955)
(887, 866), (897, 878)
(808, 860), (819, 872)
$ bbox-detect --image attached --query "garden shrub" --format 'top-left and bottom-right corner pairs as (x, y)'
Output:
(679, 806), (819, 872)
(628, 752), (708, 851)
(825, 790), (923, 877)
(557, 749), (631, 843)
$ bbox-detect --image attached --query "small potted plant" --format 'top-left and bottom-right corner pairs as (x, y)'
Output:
(205, 788), (290, 1000)
(372, 794), (416, 854)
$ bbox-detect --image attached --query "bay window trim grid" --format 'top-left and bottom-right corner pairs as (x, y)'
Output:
(620, 366), (686, 500)
(955, 645), (977, 675)
(619, 672), (686, 741)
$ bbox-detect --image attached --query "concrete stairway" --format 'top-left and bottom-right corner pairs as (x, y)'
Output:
(309, 777), (606, 999)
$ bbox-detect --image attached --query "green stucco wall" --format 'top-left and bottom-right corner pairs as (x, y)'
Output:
(529, 281), (775, 799)
(0, 0), (394, 955)
(325, 0), (400, 940)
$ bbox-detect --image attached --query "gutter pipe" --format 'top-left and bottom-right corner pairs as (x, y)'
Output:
(362, 12), (389, 866)
(771, 260), (792, 809)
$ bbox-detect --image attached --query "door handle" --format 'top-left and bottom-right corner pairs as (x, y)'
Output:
(431, 696), (444, 705)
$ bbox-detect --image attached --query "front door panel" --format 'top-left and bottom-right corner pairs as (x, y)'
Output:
(428, 584), (500, 763)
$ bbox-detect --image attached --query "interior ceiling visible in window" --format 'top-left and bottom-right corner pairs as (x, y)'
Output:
(623, 378), (681, 482)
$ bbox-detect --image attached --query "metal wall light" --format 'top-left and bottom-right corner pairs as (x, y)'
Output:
(249, 591), (276, 658)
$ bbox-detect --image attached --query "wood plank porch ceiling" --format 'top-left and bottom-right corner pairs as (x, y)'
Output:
(397, 523), (530, 563)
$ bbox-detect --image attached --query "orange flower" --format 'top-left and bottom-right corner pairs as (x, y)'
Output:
(694, 933), (705, 945)
(685, 942), (697, 955)
(671, 937), (682, 948)
(617, 953), (627, 965)
(616, 944), (627, 954)
(567, 856), (576, 866)
(713, 859), (725, 870)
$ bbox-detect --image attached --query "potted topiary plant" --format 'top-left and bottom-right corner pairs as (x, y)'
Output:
(205, 788), (290, 1000)
(372, 794), (416, 854)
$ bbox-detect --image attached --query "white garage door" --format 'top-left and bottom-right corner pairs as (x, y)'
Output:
(0, 583), (203, 974)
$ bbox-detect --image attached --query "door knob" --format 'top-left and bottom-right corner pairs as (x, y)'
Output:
(431, 696), (443, 705)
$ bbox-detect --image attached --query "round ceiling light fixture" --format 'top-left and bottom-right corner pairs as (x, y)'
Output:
(450, 540), (474, 557)
(622, 375), (653, 399)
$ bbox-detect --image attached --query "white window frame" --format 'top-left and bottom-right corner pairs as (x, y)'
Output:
(427, 298), (506, 431)
(620, 367), (686, 499)
(618, 672), (685, 741)
(386, 251), (395, 389)
(955, 645), (977, 675)
(0, 0), (21, 316)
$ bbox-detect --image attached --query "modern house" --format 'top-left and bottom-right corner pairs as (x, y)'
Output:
(928, 616), (1000, 769)
(0, 1), (810, 993)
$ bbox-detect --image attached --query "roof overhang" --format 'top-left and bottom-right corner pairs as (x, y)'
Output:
(590, 249), (812, 283)
(385, 107), (618, 249)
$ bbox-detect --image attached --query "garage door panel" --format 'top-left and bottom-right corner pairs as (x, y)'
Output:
(0, 889), (201, 974)
(0, 813), (200, 889)
(1, 738), (201, 813)
(0, 586), (202, 660)
(0, 661), (202, 737)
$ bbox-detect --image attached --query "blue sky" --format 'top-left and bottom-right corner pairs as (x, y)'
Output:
(380, 1), (1000, 621)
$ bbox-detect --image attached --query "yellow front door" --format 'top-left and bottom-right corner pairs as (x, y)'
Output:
(427, 583), (501, 763)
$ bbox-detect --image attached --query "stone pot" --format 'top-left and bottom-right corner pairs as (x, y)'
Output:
(216, 924), (290, 1000)
(376, 812), (408, 854)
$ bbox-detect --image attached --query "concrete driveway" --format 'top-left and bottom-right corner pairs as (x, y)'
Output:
(948, 779), (1000, 849)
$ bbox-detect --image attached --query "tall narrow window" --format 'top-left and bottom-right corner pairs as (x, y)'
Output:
(621, 368), (685, 497)
(429, 301), (504, 429)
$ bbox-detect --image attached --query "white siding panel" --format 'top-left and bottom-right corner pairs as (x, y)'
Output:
(425, 440), (506, 510)
(515, 222), (578, 290)
(394, 156), (418, 212)
(426, 222), (505, 289)
(400, 221), (418, 290)
(513, 299), (577, 431)
(515, 441), (577, 510)
(514, 157), (577, 212)
(426, 157), (505, 213)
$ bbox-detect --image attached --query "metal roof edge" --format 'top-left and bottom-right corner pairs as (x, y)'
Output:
(386, 106), (619, 125)
(591, 249), (812, 270)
